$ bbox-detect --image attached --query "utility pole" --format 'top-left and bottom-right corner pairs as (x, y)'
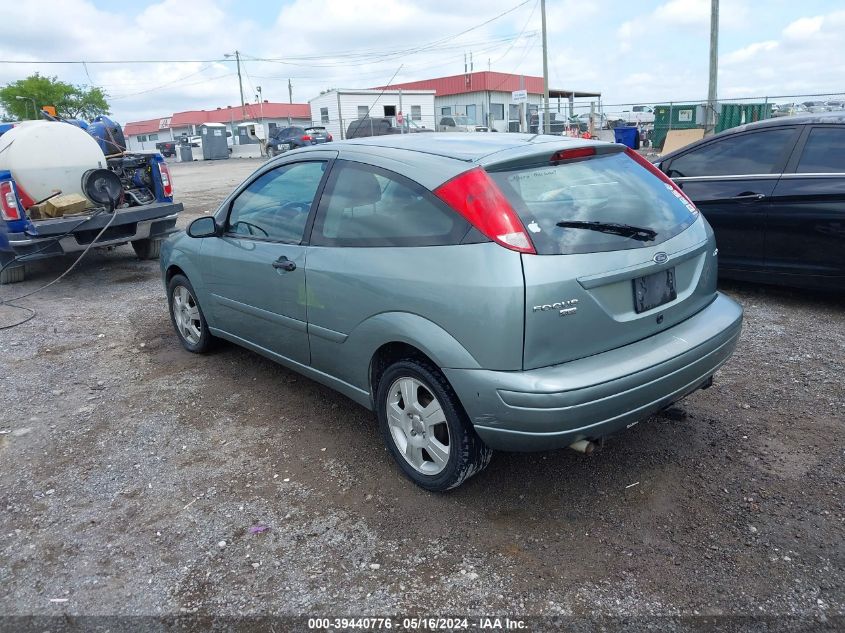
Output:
(707, 0), (719, 132)
(540, 0), (550, 134)
(288, 79), (293, 104)
(225, 51), (247, 121)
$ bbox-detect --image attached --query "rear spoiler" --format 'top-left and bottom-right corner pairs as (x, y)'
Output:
(482, 142), (625, 173)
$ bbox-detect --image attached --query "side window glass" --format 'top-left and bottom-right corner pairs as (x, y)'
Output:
(668, 128), (797, 177)
(313, 161), (468, 247)
(227, 161), (326, 242)
(796, 128), (845, 173)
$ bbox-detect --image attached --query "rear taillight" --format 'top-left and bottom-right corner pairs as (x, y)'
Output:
(625, 148), (698, 213)
(327, 134), (333, 141)
(158, 162), (173, 198)
(0, 180), (21, 221)
(301, 135), (312, 141)
(434, 167), (535, 254)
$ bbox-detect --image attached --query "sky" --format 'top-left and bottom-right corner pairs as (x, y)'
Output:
(0, 0), (843, 124)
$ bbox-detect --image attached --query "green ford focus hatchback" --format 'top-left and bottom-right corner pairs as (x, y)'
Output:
(161, 133), (743, 491)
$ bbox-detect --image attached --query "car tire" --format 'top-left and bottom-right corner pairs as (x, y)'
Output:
(376, 358), (492, 491)
(132, 238), (163, 260)
(0, 264), (25, 284)
(167, 274), (213, 353)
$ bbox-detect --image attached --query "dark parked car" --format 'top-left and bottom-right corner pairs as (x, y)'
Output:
(655, 112), (845, 290)
(266, 126), (332, 157)
(156, 140), (177, 157)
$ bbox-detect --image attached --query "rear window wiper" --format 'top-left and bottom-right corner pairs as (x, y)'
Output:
(555, 220), (658, 242)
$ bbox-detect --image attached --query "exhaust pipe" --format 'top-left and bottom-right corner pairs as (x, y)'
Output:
(569, 439), (596, 455)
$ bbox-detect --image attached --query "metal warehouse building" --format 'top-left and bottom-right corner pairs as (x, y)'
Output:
(380, 71), (601, 133)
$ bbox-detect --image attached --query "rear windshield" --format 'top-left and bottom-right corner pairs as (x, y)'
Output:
(488, 152), (698, 255)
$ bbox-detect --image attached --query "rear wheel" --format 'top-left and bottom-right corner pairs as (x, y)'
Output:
(376, 359), (492, 491)
(167, 274), (213, 353)
(132, 238), (162, 260)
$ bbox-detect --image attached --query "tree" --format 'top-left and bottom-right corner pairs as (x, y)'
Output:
(0, 73), (110, 121)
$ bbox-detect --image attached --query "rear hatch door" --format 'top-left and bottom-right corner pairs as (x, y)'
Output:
(486, 146), (716, 370)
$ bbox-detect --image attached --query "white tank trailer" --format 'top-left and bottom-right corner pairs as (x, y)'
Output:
(0, 121), (107, 203)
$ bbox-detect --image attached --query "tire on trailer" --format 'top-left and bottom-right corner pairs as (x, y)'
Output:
(132, 238), (163, 260)
(376, 357), (493, 492)
(0, 264), (25, 284)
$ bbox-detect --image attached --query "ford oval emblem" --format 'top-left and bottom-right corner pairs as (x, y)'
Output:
(653, 252), (668, 264)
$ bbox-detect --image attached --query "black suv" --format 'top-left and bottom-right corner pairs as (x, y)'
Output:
(266, 126), (331, 157)
(655, 112), (845, 291)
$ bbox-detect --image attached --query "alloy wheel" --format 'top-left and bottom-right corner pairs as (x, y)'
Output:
(385, 377), (451, 475)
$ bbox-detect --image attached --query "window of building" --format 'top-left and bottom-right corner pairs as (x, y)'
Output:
(441, 106), (451, 116)
(491, 103), (505, 120)
(320, 107), (329, 124)
(358, 105), (369, 119)
(137, 135), (147, 142)
(411, 105), (421, 121)
(227, 161), (327, 243)
(313, 161), (468, 247)
(148, 133), (159, 141)
(383, 105), (396, 117)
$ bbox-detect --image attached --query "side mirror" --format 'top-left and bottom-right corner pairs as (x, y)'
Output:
(187, 216), (219, 238)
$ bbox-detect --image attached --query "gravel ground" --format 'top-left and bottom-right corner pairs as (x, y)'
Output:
(1, 158), (843, 629)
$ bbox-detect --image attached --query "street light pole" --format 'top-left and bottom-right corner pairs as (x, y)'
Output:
(15, 95), (36, 120)
(540, 0), (550, 134)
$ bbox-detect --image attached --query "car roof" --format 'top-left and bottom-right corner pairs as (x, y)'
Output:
(659, 111), (845, 162)
(331, 132), (600, 163)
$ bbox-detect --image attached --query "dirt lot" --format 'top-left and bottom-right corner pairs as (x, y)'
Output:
(1, 158), (843, 628)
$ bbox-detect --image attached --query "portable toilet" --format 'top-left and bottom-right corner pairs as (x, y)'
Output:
(199, 123), (229, 160)
(237, 122), (261, 145)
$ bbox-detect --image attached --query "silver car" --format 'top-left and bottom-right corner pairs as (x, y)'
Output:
(161, 134), (743, 491)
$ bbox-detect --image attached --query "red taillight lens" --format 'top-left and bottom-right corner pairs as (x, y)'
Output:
(327, 134), (333, 141)
(434, 167), (535, 254)
(0, 180), (21, 221)
(158, 162), (173, 198)
(301, 135), (312, 141)
(551, 146), (595, 162)
(624, 148), (698, 213)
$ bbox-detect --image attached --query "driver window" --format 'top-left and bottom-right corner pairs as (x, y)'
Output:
(227, 161), (326, 243)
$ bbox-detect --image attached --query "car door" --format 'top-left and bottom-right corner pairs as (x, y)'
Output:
(201, 153), (336, 365)
(662, 126), (800, 275)
(765, 124), (845, 283)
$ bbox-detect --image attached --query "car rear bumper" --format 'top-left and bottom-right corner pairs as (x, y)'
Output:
(444, 292), (743, 451)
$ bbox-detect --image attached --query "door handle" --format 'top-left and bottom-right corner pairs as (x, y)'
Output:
(272, 256), (296, 272)
(731, 192), (765, 201)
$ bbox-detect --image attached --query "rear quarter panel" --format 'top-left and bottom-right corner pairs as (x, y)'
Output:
(304, 242), (525, 392)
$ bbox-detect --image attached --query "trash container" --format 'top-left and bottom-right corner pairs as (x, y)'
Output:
(613, 126), (640, 149)
(179, 145), (193, 162)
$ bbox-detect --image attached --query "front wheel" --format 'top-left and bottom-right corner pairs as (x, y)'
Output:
(167, 274), (213, 353)
(376, 358), (492, 491)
